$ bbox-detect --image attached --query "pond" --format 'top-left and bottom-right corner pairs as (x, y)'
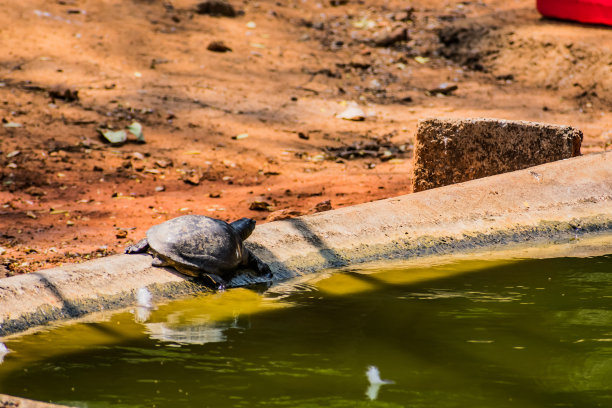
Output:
(0, 254), (611, 408)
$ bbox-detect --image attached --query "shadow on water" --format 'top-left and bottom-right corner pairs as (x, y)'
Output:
(2, 255), (609, 408)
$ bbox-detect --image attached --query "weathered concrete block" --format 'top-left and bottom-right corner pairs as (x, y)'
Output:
(412, 118), (582, 192)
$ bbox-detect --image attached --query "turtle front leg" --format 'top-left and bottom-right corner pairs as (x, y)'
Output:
(245, 249), (272, 278)
(198, 273), (227, 291)
(125, 238), (149, 254)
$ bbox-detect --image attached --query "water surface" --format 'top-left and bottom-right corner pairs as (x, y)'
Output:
(1, 255), (611, 408)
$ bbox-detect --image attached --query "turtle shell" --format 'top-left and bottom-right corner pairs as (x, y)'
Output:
(146, 215), (245, 275)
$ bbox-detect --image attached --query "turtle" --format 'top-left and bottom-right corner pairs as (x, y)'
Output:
(125, 215), (271, 288)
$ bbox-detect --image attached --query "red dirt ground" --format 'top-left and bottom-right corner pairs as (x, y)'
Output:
(1, 0), (611, 277)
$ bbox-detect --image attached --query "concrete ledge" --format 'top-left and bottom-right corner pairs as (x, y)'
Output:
(1, 151), (611, 337)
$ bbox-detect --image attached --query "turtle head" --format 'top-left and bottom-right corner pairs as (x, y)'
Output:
(231, 218), (256, 240)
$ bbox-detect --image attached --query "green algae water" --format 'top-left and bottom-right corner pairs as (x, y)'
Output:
(0, 255), (611, 408)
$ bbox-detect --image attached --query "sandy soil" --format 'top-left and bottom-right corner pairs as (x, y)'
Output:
(1, 0), (611, 277)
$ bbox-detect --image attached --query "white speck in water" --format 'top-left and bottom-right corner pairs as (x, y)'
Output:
(365, 365), (394, 400)
(0, 342), (10, 364)
(134, 287), (153, 322)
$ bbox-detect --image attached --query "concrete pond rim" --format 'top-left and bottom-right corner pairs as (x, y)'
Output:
(1, 151), (611, 339)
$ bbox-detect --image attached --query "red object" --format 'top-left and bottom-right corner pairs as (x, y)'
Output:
(537, 0), (612, 26)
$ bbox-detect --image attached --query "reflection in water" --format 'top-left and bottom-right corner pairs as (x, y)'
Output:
(365, 365), (394, 401)
(133, 306), (151, 323)
(145, 322), (227, 345)
(0, 343), (9, 365)
(134, 287), (154, 323)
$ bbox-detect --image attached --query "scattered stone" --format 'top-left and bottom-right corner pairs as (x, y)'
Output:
(379, 150), (396, 161)
(128, 152), (145, 160)
(49, 86), (79, 102)
(303, 67), (339, 78)
(325, 135), (409, 161)
(196, 0), (237, 17)
(24, 186), (46, 197)
(3, 121), (22, 128)
(155, 159), (172, 168)
(207, 41), (232, 52)
(426, 83), (458, 96)
(336, 58), (371, 71)
(249, 198), (274, 211)
(412, 118), (583, 192)
(395, 92), (413, 103)
(150, 58), (169, 69)
(372, 27), (409, 47)
(266, 209), (303, 222)
(393, 8), (415, 22)
(154, 185), (165, 192)
(298, 132), (310, 140)
(312, 200), (332, 213)
(496, 74), (515, 81)
(336, 104), (365, 121)
(116, 229), (128, 239)
(182, 170), (202, 185)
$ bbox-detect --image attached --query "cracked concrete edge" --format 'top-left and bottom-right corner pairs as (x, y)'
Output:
(1, 151), (611, 338)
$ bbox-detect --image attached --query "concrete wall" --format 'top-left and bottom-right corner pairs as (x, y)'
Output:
(412, 118), (583, 192)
